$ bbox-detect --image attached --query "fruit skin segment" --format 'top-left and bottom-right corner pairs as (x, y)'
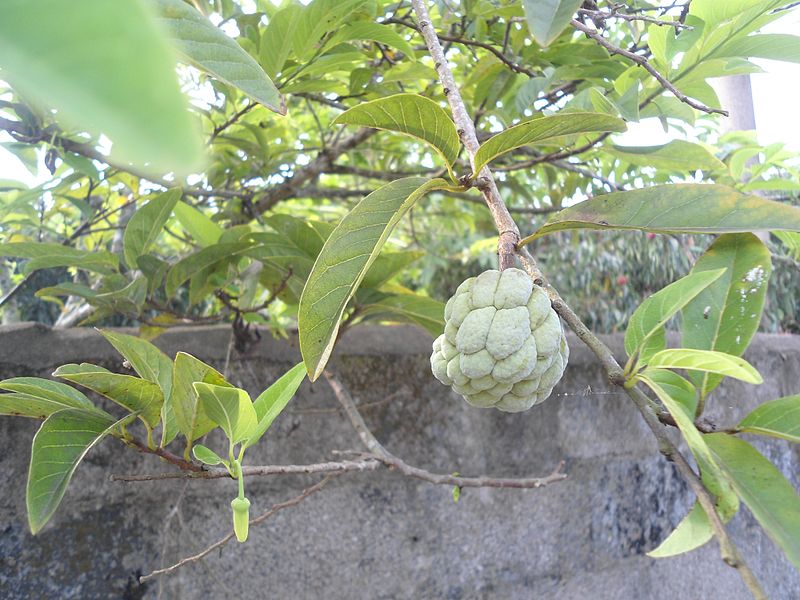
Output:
(430, 268), (569, 412)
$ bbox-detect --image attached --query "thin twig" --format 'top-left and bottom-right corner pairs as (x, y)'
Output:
(324, 372), (567, 490)
(577, 8), (694, 29)
(570, 19), (728, 116)
(138, 475), (337, 583)
(111, 458), (381, 482)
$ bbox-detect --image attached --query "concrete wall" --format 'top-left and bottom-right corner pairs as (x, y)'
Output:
(0, 323), (797, 600)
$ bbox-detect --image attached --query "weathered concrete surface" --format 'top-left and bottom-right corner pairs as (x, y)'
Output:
(0, 323), (797, 599)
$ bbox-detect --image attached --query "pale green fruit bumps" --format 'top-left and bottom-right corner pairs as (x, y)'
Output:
(430, 268), (568, 412)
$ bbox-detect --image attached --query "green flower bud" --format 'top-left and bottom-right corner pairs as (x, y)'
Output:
(231, 496), (251, 542)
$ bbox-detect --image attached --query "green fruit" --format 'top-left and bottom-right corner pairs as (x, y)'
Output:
(430, 268), (568, 412)
(231, 496), (251, 542)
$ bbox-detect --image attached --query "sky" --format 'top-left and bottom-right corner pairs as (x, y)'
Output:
(1, 10), (799, 187)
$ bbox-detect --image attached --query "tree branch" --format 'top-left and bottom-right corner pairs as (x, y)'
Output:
(570, 19), (728, 116)
(324, 372), (566, 490)
(410, 0), (520, 270)
(138, 475), (338, 583)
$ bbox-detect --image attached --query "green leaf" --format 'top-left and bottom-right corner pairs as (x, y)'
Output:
(738, 395), (800, 443)
(155, 0), (285, 114)
(0, 242), (119, 275)
(27, 409), (125, 534)
(99, 330), (177, 446)
(264, 214), (329, 258)
(165, 241), (256, 298)
(362, 250), (424, 289)
(643, 369), (699, 417)
(53, 364), (163, 429)
(138, 255), (170, 295)
(774, 231), (800, 260)
(298, 177), (445, 381)
(606, 141), (726, 172)
(645, 349), (763, 385)
(332, 94), (460, 170)
(174, 200), (223, 247)
(92, 277), (148, 313)
(624, 269), (726, 363)
(521, 184), (800, 245)
(638, 374), (729, 503)
(361, 293), (445, 338)
(258, 3), (303, 78)
(473, 112), (626, 175)
(706, 433), (800, 571)
(0, 0), (202, 176)
(522, 0), (583, 47)
(328, 22), (416, 60)
(0, 377), (99, 419)
(246, 362), (306, 447)
(682, 234), (772, 399)
(172, 352), (228, 443)
(194, 383), (257, 446)
(192, 443), (227, 467)
(122, 189), (181, 269)
(714, 33), (800, 63)
(292, 0), (369, 60)
(648, 503), (713, 558)
(36, 283), (99, 302)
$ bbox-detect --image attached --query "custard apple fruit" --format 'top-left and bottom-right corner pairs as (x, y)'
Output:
(430, 268), (568, 412)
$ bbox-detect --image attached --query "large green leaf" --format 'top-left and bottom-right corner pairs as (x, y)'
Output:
(681, 234), (772, 399)
(172, 352), (228, 443)
(624, 269), (726, 364)
(0, 377), (99, 419)
(714, 33), (800, 63)
(332, 94), (460, 169)
(174, 201), (223, 247)
(53, 364), (163, 429)
(155, 0), (284, 114)
(27, 409), (126, 534)
(298, 177), (445, 380)
(0, 242), (118, 275)
(194, 383), (257, 446)
(706, 433), (800, 570)
(328, 22), (416, 60)
(473, 112), (626, 175)
(99, 330), (177, 446)
(165, 241), (256, 298)
(246, 362), (306, 447)
(522, 0), (583, 47)
(606, 141), (726, 172)
(521, 184), (800, 245)
(0, 0), (202, 175)
(292, 0), (369, 60)
(122, 189), (181, 269)
(645, 349), (763, 385)
(737, 395), (800, 443)
(258, 3), (303, 78)
(360, 293), (445, 338)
